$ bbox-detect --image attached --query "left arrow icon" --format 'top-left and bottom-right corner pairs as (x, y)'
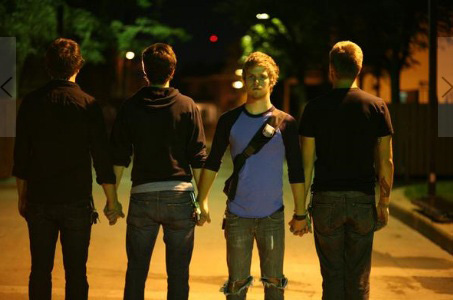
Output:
(1, 77), (12, 98)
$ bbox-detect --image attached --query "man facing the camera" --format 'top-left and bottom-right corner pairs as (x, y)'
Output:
(196, 52), (308, 300)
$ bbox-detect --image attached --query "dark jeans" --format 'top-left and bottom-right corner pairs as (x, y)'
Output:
(26, 200), (92, 300)
(124, 191), (196, 300)
(311, 191), (377, 300)
(223, 209), (287, 300)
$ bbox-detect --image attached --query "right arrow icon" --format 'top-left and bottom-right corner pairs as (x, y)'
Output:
(441, 76), (453, 98)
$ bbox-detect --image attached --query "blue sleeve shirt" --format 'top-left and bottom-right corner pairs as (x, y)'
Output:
(205, 105), (304, 218)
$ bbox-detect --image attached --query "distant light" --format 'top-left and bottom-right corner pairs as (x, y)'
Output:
(235, 69), (243, 76)
(125, 51), (135, 60)
(209, 34), (218, 43)
(256, 13), (270, 20)
(232, 81), (244, 89)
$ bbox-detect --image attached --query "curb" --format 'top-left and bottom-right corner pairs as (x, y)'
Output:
(390, 199), (453, 255)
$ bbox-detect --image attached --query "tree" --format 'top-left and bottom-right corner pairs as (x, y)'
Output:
(218, 0), (331, 105)
(217, 0), (453, 103)
(0, 0), (189, 95)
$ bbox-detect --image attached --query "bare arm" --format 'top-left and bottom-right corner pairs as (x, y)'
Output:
(195, 168), (218, 225)
(290, 183), (306, 215)
(301, 136), (316, 200)
(16, 178), (27, 218)
(113, 165), (125, 190)
(102, 165), (126, 225)
(376, 135), (393, 203)
(102, 183), (119, 206)
(288, 182), (311, 237)
(375, 135), (394, 226)
(192, 168), (202, 187)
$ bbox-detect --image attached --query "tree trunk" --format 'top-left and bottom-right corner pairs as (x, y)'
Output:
(390, 58), (401, 103)
(428, 0), (437, 198)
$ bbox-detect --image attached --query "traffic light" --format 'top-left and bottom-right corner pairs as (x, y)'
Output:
(209, 34), (218, 43)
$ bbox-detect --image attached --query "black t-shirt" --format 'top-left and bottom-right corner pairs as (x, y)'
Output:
(299, 88), (394, 194)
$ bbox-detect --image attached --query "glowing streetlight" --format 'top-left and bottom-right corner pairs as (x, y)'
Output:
(125, 51), (135, 60)
(235, 69), (243, 76)
(232, 81), (244, 89)
(256, 13), (270, 20)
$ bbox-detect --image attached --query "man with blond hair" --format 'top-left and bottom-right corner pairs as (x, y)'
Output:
(196, 52), (308, 300)
(299, 41), (394, 299)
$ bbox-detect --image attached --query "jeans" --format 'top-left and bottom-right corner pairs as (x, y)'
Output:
(311, 191), (377, 300)
(222, 208), (287, 300)
(26, 200), (92, 300)
(124, 191), (196, 300)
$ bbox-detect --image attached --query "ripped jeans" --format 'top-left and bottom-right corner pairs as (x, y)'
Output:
(222, 208), (287, 300)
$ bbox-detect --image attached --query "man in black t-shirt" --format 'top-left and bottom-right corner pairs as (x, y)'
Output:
(299, 41), (394, 300)
(13, 38), (123, 300)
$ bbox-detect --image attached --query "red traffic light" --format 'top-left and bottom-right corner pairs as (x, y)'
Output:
(209, 34), (218, 43)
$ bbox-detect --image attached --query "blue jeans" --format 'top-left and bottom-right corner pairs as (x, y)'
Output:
(222, 208), (287, 300)
(311, 191), (377, 300)
(124, 191), (196, 300)
(26, 200), (92, 300)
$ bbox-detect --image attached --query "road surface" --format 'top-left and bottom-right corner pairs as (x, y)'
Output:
(0, 159), (452, 299)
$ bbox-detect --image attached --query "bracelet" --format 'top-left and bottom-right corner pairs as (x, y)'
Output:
(293, 213), (308, 220)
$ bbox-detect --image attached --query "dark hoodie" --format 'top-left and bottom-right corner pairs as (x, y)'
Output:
(111, 87), (207, 186)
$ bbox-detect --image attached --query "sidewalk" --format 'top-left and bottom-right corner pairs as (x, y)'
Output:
(390, 188), (453, 254)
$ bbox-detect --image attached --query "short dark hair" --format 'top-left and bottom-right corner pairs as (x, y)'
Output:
(45, 38), (84, 80)
(329, 41), (363, 79)
(142, 43), (177, 85)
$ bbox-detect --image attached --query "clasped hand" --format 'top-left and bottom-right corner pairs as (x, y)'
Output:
(103, 201), (125, 225)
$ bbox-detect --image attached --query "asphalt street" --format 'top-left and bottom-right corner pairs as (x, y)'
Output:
(0, 158), (452, 299)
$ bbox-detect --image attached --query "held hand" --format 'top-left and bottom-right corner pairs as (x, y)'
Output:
(18, 196), (27, 219)
(376, 202), (389, 229)
(197, 201), (211, 226)
(104, 201), (125, 226)
(288, 218), (310, 237)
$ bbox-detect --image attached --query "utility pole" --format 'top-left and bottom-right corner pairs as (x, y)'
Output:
(428, 0), (438, 199)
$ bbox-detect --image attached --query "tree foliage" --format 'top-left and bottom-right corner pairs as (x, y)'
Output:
(218, 0), (453, 103)
(0, 0), (190, 83)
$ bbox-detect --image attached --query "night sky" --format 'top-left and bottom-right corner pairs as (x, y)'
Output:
(156, 1), (248, 77)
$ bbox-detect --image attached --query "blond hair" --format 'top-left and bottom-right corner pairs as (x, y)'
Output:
(329, 41), (363, 79)
(242, 52), (279, 88)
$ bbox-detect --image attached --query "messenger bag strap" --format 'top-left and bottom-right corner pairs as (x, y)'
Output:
(223, 108), (287, 201)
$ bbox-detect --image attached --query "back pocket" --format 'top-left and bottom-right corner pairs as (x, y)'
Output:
(312, 203), (334, 234)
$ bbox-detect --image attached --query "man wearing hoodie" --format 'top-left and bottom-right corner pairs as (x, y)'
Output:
(110, 43), (207, 300)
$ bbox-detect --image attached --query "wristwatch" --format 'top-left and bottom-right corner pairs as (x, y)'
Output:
(293, 213), (308, 220)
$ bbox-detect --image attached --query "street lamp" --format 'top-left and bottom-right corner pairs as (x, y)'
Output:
(125, 51), (135, 60)
(232, 81), (244, 89)
(256, 13), (270, 20)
